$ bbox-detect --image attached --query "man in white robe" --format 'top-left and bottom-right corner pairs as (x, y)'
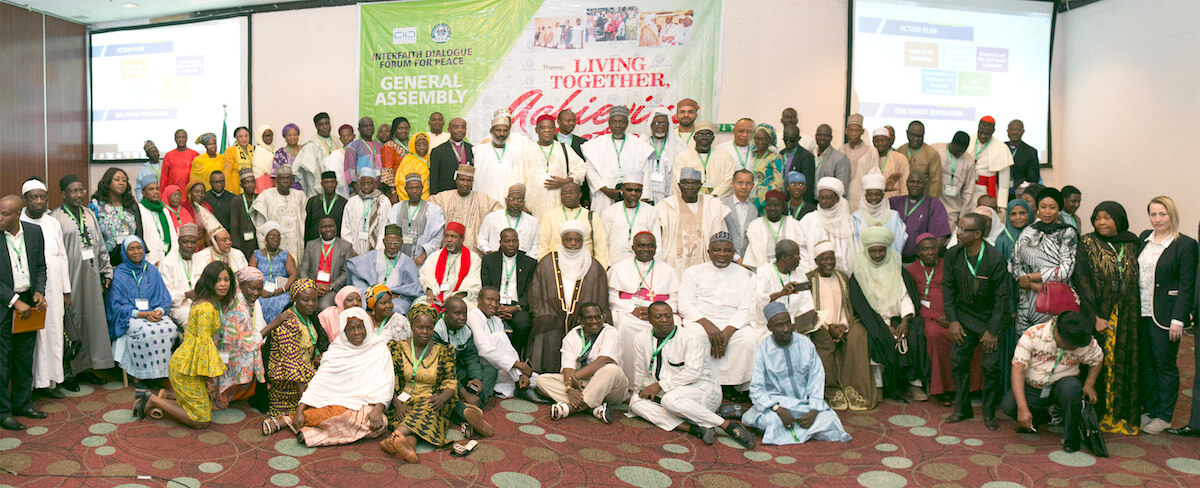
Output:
(934, 133), (979, 226)
(158, 224), (201, 326)
(600, 172), (659, 267)
(714, 118), (756, 174)
(797, 177), (859, 276)
(537, 182), (608, 268)
(340, 168), (391, 255)
(429, 165), (501, 255)
(968, 116), (1014, 207)
(474, 112), (525, 203)
(656, 168), (729, 273)
(477, 184), (540, 259)
(517, 114), (588, 219)
(322, 124), (357, 197)
(250, 165), (307, 259)
(629, 301), (756, 447)
(583, 105), (653, 211)
(418, 221), (482, 309)
(678, 232), (757, 398)
(838, 114), (870, 184)
(851, 168), (907, 255)
(849, 128), (909, 210)
(468, 288), (536, 398)
(21, 180), (70, 393)
(743, 190), (805, 270)
(606, 232), (680, 383)
(644, 106), (686, 203)
(672, 121), (735, 198)
(751, 239), (814, 339)
(295, 112), (344, 197)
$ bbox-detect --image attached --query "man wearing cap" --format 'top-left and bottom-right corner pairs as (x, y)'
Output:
(159, 223), (202, 326)
(526, 219), (610, 373)
(751, 239), (811, 337)
(20, 179), (70, 397)
(537, 181), (608, 267)
(418, 221), (482, 309)
(299, 216), (356, 309)
(645, 106), (685, 203)
(601, 171), (659, 266)
(1003, 311), (1101, 453)
(1005, 119), (1040, 201)
(295, 112), (344, 198)
(715, 118), (756, 175)
(895, 121), (943, 198)
(346, 224), (422, 315)
(804, 240), (876, 410)
(228, 168), (260, 260)
(797, 177), (859, 275)
(852, 168), (907, 256)
(839, 114), (870, 177)
(478, 184), (539, 259)
(303, 171), (348, 243)
(679, 232), (757, 401)
(943, 213), (1012, 430)
(342, 117), (382, 192)
(136, 140), (162, 201)
(657, 167), (730, 273)
(786, 171), (815, 222)
(743, 190), (805, 270)
(813, 124), (852, 200)
(160, 129), (199, 193)
(250, 164), (307, 259)
(889, 170), (951, 262)
(475, 111), (525, 203)
(607, 232), (681, 383)
(721, 169), (757, 260)
(850, 128), (909, 211)
(429, 118), (473, 195)
(672, 121), (735, 198)
(583, 105), (653, 212)
(387, 173), (446, 266)
(674, 98), (699, 148)
(340, 167), (392, 255)
(430, 164), (501, 255)
(744, 301), (852, 445)
(521, 114), (588, 218)
(968, 116), (1014, 206)
(935, 131), (979, 225)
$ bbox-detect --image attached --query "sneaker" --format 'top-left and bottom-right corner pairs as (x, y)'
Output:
(1047, 404), (1063, 426)
(550, 402), (570, 421)
(1141, 413), (1153, 430)
(1144, 419), (1170, 435)
(592, 403), (612, 424)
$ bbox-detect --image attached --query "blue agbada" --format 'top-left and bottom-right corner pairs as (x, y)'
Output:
(345, 249), (422, 315)
(105, 235), (173, 339)
(742, 332), (852, 445)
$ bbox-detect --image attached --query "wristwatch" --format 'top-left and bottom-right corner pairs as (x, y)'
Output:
(771, 405), (781, 412)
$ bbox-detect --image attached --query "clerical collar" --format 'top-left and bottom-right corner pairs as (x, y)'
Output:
(211, 190), (225, 197)
(451, 140), (463, 147)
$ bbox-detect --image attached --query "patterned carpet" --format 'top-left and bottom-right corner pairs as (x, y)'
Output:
(3, 337), (1200, 488)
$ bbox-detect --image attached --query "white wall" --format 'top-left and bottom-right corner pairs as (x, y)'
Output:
(1048, 0), (1200, 233)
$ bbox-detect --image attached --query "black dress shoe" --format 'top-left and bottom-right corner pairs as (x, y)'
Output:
(984, 417), (1000, 431)
(727, 423), (756, 449)
(518, 388), (553, 405)
(14, 408), (47, 419)
(60, 378), (80, 392)
(1063, 440), (1080, 453)
(35, 388), (65, 399)
(76, 371), (107, 385)
(945, 413), (974, 423)
(1167, 426), (1200, 438)
(0, 417), (25, 431)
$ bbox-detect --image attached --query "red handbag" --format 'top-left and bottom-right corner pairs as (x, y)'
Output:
(1035, 269), (1080, 314)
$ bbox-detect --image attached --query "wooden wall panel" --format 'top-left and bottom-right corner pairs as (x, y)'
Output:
(0, 3), (48, 200)
(45, 15), (88, 206)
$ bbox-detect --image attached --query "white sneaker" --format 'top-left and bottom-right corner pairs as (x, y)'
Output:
(1141, 413), (1153, 430)
(1144, 419), (1170, 435)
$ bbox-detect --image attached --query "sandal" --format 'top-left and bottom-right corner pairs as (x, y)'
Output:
(550, 402), (570, 421)
(462, 404), (494, 437)
(147, 407), (165, 420)
(132, 390), (151, 420)
(592, 403), (612, 424)
(451, 439), (478, 457)
(262, 416), (290, 435)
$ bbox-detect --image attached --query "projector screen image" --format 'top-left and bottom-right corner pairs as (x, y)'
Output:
(91, 17), (249, 162)
(851, 0), (1052, 160)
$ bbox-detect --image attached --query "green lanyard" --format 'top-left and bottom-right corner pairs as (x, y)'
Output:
(131, 264), (146, 298)
(790, 202), (806, 220)
(684, 130), (694, 147)
(622, 203), (641, 240)
(648, 326), (677, 372)
(502, 258), (516, 290)
(920, 262), (935, 295)
(492, 145), (506, 164)
(611, 136), (627, 166)
(903, 196), (925, 219)
(947, 154), (960, 184)
(66, 206), (91, 247)
(406, 202), (422, 227)
(563, 206), (583, 221)
(183, 259), (193, 288)
(699, 151), (713, 174)
(1002, 228), (1014, 244)
(264, 250), (279, 281)
(766, 217), (784, 245)
(635, 259), (655, 290)
(578, 329), (597, 362)
(376, 315), (390, 335)
(408, 340), (432, 390)
(321, 194), (336, 216)
(815, 151), (826, 175)
(1106, 242), (1126, 274)
(505, 211), (521, 231)
(241, 194), (252, 216)
(774, 265), (793, 306)
(293, 305), (318, 347)
(651, 137), (666, 162)
(974, 141), (989, 161)
(361, 199), (373, 231)
(5, 233), (26, 275)
(906, 145), (920, 162)
(384, 255), (400, 279)
(964, 248), (985, 277)
(361, 137), (377, 156)
(539, 143), (555, 172)
(734, 145), (751, 170)
(880, 151), (890, 171)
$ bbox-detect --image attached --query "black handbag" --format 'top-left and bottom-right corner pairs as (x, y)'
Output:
(1079, 400), (1107, 457)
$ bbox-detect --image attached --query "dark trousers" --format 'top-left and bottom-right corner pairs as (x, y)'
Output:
(452, 360), (498, 423)
(1139, 317), (1180, 422)
(504, 310), (532, 357)
(951, 327), (1003, 418)
(1002, 376), (1083, 444)
(0, 292), (37, 418)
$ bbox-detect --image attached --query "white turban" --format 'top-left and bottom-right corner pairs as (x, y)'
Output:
(816, 177), (844, 196)
(622, 171), (644, 184)
(259, 221), (281, 236)
(813, 240), (836, 257)
(21, 179), (47, 195)
(559, 219), (587, 238)
(862, 167), (886, 191)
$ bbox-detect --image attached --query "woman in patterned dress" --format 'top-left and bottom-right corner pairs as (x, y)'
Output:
(751, 124), (785, 213)
(90, 167), (143, 265)
(213, 266), (268, 410)
(379, 303), (457, 463)
(1010, 188), (1078, 334)
(136, 261), (233, 428)
(265, 279), (330, 418)
(250, 222), (298, 322)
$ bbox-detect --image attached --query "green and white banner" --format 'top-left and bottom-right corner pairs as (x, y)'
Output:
(360, 0), (722, 140)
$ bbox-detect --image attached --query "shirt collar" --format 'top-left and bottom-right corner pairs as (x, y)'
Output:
(1144, 233), (1174, 246)
(451, 140), (463, 147)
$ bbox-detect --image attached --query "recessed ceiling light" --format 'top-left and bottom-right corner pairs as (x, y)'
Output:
(123, 2), (139, 7)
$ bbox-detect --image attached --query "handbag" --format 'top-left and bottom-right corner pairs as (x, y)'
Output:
(1079, 400), (1108, 457)
(1035, 269), (1080, 315)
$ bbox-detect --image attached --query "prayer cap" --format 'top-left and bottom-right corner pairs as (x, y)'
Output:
(694, 120), (717, 133)
(621, 171), (644, 185)
(313, 112), (330, 124)
(951, 131), (970, 148)
(238, 168), (255, 179)
(288, 278), (317, 299)
(862, 167), (886, 191)
(236, 266), (265, 283)
(860, 226), (895, 248)
(536, 114), (556, 125)
(491, 109), (511, 128)
(916, 232), (937, 244)
(321, 170), (338, 179)
(274, 165), (293, 177)
(507, 183), (527, 195)
(980, 115), (996, 124)
(816, 176), (844, 196)
(872, 128), (890, 138)
(846, 113), (863, 127)
(764, 189), (786, 202)
(813, 240), (836, 257)
(763, 301), (789, 321)
(177, 223), (200, 238)
(455, 164), (475, 177)
(679, 167), (702, 181)
(445, 221), (466, 236)
(676, 98), (699, 110)
(405, 173), (424, 183)
(259, 221), (281, 236)
(58, 174), (80, 192)
(709, 231), (734, 245)
(786, 171), (805, 185)
(21, 178), (47, 195)
(559, 220), (587, 238)
(384, 224), (404, 236)
(338, 123), (354, 133)
(359, 167), (379, 179)
(609, 105), (630, 118)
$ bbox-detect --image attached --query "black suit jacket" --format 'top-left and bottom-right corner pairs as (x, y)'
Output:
(1139, 230), (1198, 327)
(480, 250), (537, 310)
(782, 147), (817, 201)
(1007, 141), (1040, 195)
(0, 222), (48, 313)
(565, 134), (587, 161)
(429, 140), (474, 195)
(941, 242), (1012, 335)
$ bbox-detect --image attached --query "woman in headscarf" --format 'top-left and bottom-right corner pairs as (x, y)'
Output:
(751, 123), (785, 212)
(367, 283), (413, 342)
(1011, 187), (1078, 334)
(381, 116), (411, 200)
(213, 266), (268, 410)
(317, 285), (363, 341)
(136, 261), (233, 428)
(797, 177), (859, 275)
(162, 184), (190, 229)
(263, 307), (394, 446)
(1072, 201), (1141, 435)
(252, 125), (276, 193)
(266, 278), (330, 418)
(192, 227), (248, 276)
(136, 180), (177, 266)
(188, 132), (237, 195)
(848, 226), (927, 402)
(995, 198), (1032, 260)
(379, 303), (457, 463)
(90, 167), (144, 265)
(852, 168), (907, 256)
(221, 126), (252, 194)
(183, 181), (220, 239)
(525, 220), (610, 372)
(105, 236), (175, 385)
(249, 221), (297, 323)
(273, 123), (305, 191)
(396, 132), (431, 200)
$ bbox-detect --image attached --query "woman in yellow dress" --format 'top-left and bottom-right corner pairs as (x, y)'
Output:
(188, 132), (239, 194)
(379, 303), (456, 463)
(135, 260), (235, 428)
(396, 132), (431, 200)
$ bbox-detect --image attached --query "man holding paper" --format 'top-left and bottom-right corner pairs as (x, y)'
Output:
(0, 195), (49, 430)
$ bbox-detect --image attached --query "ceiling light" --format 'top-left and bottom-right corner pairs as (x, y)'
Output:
(123, 2), (139, 7)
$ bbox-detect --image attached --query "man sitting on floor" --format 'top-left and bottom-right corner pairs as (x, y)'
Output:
(434, 296), (496, 439)
(742, 302), (851, 445)
(536, 302), (628, 423)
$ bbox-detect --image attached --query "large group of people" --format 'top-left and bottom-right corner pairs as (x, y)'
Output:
(0, 101), (1196, 462)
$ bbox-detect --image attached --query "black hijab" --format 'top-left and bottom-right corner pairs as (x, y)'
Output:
(1091, 200), (1138, 243)
(1031, 187), (1073, 233)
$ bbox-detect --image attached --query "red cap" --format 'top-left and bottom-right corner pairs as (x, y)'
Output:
(446, 222), (466, 236)
(980, 116), (995, 124)
(536, 114), (556, 125)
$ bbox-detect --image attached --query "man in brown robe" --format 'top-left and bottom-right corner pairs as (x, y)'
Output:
(525, 220), (610, 373)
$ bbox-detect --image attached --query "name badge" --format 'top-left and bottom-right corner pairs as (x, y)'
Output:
(943, 184), (957, 198)
(135, 299), (150, 311)
(242, 231), (254, 242)
(276, 277), (289, 290)
(403, 235), (415, 245)
(650, 172), (665, 182)
(501, 298), (514, 305)
(81, 247), (95, 260)
(920, 300), (931, 309)
(316, 271), (332, 283)
(263, 282), (278, 293)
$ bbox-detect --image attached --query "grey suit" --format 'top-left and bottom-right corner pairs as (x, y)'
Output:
(298, 237), (356, 309)
(814, 147), (852, 196)
(721, 195), (756, 259)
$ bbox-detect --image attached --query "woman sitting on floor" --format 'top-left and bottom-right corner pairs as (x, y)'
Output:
(213, 267), (268, 410)
(379, 303), (457, 463)
(265, 279), (330, 418)
(317, 286), (362, 341)
(262, 307), (393, 446)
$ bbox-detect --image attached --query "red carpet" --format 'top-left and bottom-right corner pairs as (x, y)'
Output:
(3, 336), (1199, 488)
